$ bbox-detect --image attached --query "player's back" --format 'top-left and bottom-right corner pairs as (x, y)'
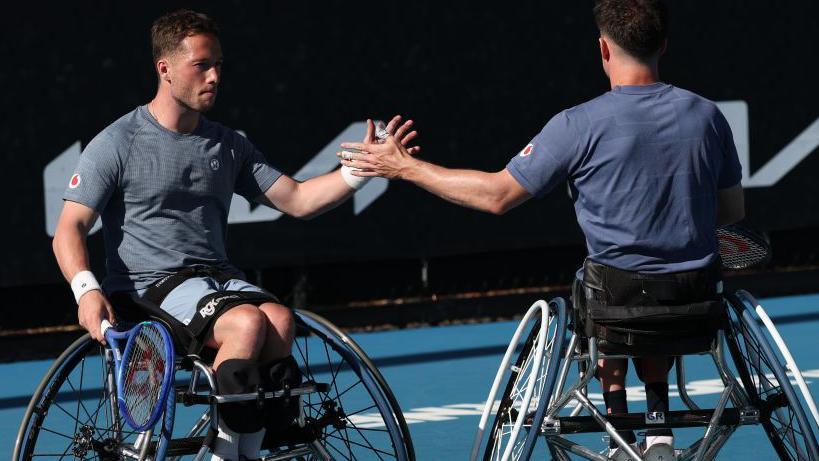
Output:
(506, 82), (741, 274)
(570, 83), (741, 273)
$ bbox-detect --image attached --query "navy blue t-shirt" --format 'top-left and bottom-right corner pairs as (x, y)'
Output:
(507, 83), (742, 273)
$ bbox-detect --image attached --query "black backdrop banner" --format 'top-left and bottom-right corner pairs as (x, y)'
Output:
(2, 1), (818, 288)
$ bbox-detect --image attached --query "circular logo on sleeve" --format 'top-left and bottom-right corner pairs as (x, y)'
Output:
(519, 144), (534, 157)
(68, 173), (81, 189)
(209, 157), (221, 171)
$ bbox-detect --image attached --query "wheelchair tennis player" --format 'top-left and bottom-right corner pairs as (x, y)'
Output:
(340, 0), (744, 459)
(52, 9), (418, 461)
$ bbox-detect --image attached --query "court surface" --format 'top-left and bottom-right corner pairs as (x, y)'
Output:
(3, 292), (818, 459)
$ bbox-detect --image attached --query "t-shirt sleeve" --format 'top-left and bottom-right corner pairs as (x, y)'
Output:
(505, 110), (583, 197)
(232, 132), (283, 201)
(62, 132), (122, 212)
(715, 109), (742, 188)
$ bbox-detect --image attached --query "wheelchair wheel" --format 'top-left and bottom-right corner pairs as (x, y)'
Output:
(288, 309), (414, 461)
(483, 299), (568, 461)
(724, 293), (819, 461)
(14, 333), (162, 461)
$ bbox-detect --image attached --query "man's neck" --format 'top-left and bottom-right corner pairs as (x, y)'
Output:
(147, 93), (200, 134)
(607, 61), (660, 89)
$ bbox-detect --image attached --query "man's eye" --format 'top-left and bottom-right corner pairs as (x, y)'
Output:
(196, 63), (210, 69)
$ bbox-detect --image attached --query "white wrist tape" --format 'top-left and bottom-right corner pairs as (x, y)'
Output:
(340, 164), (371, 190)
(71, 270), (101, 304)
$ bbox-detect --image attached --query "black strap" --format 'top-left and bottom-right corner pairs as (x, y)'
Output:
(142, 266), (237, 306)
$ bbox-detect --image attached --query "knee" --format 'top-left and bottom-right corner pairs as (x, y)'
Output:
(260, 303), (295, 341)
(218, 305), (268, 341)
(597, 359), (628, 382)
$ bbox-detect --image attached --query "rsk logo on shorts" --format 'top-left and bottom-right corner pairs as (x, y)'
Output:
(519, 144), (534, 157)
(68, 173), (81, 189)
(209, 157), (220, 171)
(199, 294), (241, 318)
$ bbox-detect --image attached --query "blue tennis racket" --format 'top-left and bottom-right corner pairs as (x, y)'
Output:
(101, 319), (175, 432)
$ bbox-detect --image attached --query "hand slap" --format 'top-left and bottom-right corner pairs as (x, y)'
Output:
(338, 136), (417, 180)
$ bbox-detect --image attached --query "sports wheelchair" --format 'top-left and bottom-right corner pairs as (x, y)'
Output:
(13, 303), (415, 460)
(471, 290), (819, 461)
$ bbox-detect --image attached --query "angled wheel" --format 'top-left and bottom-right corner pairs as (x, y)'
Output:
(481, 299), (568, 461)
(284, 309), (414, 461)
(724, 293), (819, 461)
(13, 333), (164, 461)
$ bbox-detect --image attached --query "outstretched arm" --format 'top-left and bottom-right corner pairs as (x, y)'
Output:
(259, 116), (420, 219)
(338, 137), (532, 215)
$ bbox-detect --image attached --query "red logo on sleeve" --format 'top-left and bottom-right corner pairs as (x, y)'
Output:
(69, 173), (81, 189)
(519, 144), (534, 157)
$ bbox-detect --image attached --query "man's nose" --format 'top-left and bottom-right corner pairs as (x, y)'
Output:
(206, 66), (220, 85)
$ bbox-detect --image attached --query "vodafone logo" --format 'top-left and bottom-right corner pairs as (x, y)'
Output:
(519, 144), (534, 157)
(68, 173), (81, 189)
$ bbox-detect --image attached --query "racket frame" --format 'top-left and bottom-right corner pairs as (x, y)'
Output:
(102, 320), (175, 432)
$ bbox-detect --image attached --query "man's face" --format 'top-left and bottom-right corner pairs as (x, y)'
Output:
(164, 33), (222, 112)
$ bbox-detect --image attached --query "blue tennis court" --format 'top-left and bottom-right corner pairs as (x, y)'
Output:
(3, 292), (819, 459)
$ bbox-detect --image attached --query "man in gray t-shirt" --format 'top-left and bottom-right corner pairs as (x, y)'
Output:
(52, 10), (418, 461)
(339, 0), (743, 457)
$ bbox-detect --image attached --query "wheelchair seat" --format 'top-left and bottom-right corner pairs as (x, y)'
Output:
(571, 259), (725, 357)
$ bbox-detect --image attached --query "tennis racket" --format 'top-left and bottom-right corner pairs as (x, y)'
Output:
(101, 319), (175, 432)
(717, 224), (772, 270)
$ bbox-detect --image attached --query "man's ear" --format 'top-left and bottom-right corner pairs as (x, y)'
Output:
(599, 37), (611, 62)
(659, 38), (668, 57)
(156, 58), (171, 84)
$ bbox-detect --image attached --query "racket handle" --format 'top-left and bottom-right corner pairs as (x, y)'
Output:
(101, 319), (114, 336)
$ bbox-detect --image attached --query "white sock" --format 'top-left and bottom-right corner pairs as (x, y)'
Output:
(238, 428), (266, 460)
(211, 419), (239, 461)
(645, 435), (674, 448)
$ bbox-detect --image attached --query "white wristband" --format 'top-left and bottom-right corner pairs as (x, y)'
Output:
(340, 164), (371, 190)
(71, 270), (101, 304)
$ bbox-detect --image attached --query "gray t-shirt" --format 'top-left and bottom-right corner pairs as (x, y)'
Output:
(64, 106), (282, 293)
(507, 83), (742, 273)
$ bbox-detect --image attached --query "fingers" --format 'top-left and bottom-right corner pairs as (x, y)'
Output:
(400, 130), (418, 146)
(340, 142), (369, 151)
(394, 120), (414, 141)
(339, 158), (377, 170)
(350, 169), (380, 177)
(407, 146), (422, 155)
(385, 115), (402, 135)
(338, 151), (371, 161)
(363, 119), (375, 143)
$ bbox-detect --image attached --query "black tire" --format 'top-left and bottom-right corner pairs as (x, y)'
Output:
(287, 309), (414, 461)
(14, 333), (153, 460)
(723, 294), (819, 461)
(483, 300), (568, 461)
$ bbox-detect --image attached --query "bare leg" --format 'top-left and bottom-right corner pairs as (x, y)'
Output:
(598, 358), (636, 449)
(637, 356), (674, 450)
(206, 304), (268, 370)
(257, 302), (296, 363)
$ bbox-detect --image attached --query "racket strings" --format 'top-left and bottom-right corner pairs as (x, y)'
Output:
(717, 227), (770, 269)
(121, 324), (169, 427)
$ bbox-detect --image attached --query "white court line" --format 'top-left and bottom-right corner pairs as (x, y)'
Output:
(350, 368), (819, 428)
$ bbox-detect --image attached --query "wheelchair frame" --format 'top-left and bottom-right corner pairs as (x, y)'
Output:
(473, 292), (819, 461)
(14, 309), (415, 461)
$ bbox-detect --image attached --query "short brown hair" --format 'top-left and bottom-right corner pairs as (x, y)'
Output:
(593, 0), (668, 60)
(151, 9), (219, 61)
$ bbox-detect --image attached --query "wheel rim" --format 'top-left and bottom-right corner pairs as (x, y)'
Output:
(485, 309), (561, 461)
(291, 314), (408, 460)
(726, 298), (819, 461)
(17, 336), (149, 460)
